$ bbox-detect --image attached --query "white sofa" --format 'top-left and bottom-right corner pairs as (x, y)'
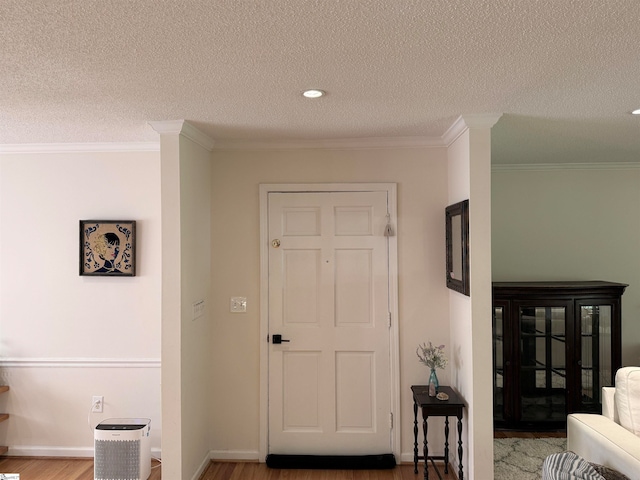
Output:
(568, 367), (640, 480)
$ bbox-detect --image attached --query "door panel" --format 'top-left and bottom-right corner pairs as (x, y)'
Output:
(336, 351), (375, 431)
(268, 191), (391, 455)
(283, 249), (320, 325)
(335, 249), (372, 325)
(283, 351), (321, 430)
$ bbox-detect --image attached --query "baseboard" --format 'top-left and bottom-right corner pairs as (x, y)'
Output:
(7, 446), (94, 457)
(190, 452), (213, 480)
(7, 446), (162, 459)
(399, 451), (446, 464)
(210, 449), (260, 461)
(400, 452), (415, 464)
(190, 450), (260, 480)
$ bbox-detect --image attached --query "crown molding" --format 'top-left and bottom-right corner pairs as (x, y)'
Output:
(212, 135), (446, 150)
(0, 142), (160, 154)
(442, 114), (503, 146)
(493, 162), (640, 172)
(1, 115), (506, 154)
(148, 120), (216, 151)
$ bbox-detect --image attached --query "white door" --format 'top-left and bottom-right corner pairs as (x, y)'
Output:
(267, 191), (392, 455)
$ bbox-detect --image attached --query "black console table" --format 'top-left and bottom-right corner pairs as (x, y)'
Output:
(411, 385), (465, 480)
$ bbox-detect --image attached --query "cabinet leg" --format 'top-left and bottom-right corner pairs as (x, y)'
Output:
(457, 416), (464, 480)
(413, 402), (418, 474)
(423, 415), (429, 480)
(444, 416), (449, 474)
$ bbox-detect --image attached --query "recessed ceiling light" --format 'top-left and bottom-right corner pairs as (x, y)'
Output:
(632, 108), (640, 115)
(302, 89), (325, 98)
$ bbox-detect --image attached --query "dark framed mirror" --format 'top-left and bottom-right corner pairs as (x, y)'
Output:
(445, 199), (470, 296)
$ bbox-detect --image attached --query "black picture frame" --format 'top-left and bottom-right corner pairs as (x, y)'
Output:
(79, 220), (136, 276)
(445, 200), (469, 296)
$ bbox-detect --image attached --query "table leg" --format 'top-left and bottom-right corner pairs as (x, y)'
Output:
(457, 415), (464, 480)
(444, 416), (449, 474)
(413, 401), (418, 474)
(423, 415), (429, 480)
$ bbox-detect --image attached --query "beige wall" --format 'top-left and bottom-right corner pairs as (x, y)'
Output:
(492, 166), (640, 365)
(209, 146), (452, 461)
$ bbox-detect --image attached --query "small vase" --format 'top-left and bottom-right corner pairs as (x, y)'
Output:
(428, 368), (439, 397)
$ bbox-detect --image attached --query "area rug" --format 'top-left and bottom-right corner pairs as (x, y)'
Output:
(494, 437), (567, 480)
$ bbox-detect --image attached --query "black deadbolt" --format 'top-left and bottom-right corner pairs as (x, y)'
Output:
(272, 334), (290, 344)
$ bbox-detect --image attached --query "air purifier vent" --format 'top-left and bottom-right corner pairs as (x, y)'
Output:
(95, 439), (140, 479)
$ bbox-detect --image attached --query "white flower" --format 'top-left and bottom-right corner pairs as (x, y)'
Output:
(416, 342), (448, 370)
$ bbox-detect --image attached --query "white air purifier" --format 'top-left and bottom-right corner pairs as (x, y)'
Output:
(94, 418), (151, 480)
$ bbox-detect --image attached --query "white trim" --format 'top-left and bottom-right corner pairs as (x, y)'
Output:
(148, 120), (186, 135)
(386, 184), (401, 462)
(7, 446), (94, 457)
(0, 115), (508, 154)
(258, 183), (400, 461)
(492, 162), (640, 172)
(7, 445), (162, 459)
(442, 116), (469, 146)
(148, 120), (216, 151)
(0, 357), (161, 368)
(210, 449), (260, 461)
(213, 135), (445, 150)
(442, 114), (503, 146)
(259, 185), (270, 461)
(459, 113), (503, 129)
(0, 142), (160, 154)
(189, 451), (214, 480)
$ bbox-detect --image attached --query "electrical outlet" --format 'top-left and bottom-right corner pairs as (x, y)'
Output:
(92, 396), (104, 413)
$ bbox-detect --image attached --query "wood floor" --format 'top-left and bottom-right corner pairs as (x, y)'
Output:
(0, 432), (564, 479)
(0, 458), (452, 480)
(0, 457), (162, 480)
(199, 461), (454, 480)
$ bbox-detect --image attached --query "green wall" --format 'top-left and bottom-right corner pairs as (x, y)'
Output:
(492, 166), (640, 365)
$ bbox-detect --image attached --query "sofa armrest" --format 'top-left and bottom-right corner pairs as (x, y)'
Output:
(568, 413), (640, 480)
(602, 387), (618, 422)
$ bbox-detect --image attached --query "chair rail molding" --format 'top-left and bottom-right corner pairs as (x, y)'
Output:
(0, 357), (161, 368)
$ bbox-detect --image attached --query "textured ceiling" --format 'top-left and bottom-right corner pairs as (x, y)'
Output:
(2, 0), (640, 164)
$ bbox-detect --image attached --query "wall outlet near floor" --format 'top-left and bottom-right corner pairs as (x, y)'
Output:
(92, 395), (104, 413)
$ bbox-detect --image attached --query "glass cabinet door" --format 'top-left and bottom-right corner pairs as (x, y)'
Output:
(578, 302), (615, 412)
(493, 306), (504, 422)
(518, 305), (567, 424)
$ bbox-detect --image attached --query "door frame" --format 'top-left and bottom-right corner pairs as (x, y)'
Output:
(259, 183), (400, 461)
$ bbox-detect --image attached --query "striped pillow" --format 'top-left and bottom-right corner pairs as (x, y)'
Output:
(542, 452), (605, 480)
(589, 463), (630, 480)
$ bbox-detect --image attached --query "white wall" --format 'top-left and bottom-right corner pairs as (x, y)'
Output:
(447, 116), (497, 480)
(158, 126), (214, 480)
(0, 150), (162, 456)
(209, 146), (451, 462)
(492, 166), (640, 366)
(178, 136), (213, 478)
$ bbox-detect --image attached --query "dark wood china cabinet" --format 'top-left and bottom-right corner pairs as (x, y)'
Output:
(492, 281), (627, 430)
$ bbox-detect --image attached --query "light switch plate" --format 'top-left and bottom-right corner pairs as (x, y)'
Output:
(192, 300), (205, 320)
(230, 297), (247, 313)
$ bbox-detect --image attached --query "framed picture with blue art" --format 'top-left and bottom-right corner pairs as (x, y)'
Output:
(79, 220), (136, 276)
